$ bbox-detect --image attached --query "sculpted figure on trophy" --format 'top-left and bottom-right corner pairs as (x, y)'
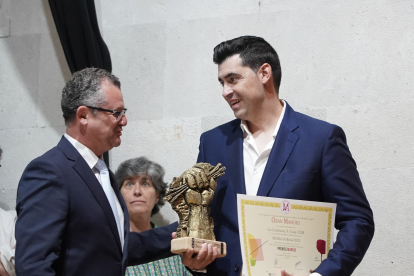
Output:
(164, 163), (227, 257)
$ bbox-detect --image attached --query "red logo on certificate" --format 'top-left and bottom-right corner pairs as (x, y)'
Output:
(281, 200), (291, 214)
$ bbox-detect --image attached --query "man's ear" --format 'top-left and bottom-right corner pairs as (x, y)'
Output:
(76, 106), (90, 125)
(258, 63), (272, 85)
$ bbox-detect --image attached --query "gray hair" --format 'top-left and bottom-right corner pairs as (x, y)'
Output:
(115, 157), (167, 216)
(61, 68), (121, 125)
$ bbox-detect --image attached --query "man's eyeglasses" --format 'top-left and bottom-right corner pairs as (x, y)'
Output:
(86, 106), (127, 122)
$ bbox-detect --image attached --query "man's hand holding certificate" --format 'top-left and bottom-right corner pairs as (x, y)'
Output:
(237, 195), (336, 276)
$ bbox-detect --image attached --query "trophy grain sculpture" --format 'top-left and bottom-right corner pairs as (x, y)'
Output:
(164, 163), (227, 257)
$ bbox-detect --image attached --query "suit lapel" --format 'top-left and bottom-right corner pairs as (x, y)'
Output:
(109, 170), (130, 243)
(257, 103), (299, 196)
(58, 137), (123, 252)
(225, 120), (246, 195)
(109, 170), (130, 263)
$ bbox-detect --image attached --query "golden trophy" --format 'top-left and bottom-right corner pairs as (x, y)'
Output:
(164, 163), (227, 258)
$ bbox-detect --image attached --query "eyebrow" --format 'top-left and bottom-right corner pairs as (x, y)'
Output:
(218, 72), (240, 82)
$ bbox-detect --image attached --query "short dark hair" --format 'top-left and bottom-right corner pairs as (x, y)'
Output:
(213, 36), (282, 91)
(61, 68), (121, 125)
(115, 157), (167, 216)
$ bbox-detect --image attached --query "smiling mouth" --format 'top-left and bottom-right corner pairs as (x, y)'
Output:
(230, 99), (241, 106)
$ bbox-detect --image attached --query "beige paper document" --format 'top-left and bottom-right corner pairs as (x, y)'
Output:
(237, 195), (336, 276)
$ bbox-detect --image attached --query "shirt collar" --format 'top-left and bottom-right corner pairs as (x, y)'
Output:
(240, 99), (287, 139)
(64, 133), (100, 169)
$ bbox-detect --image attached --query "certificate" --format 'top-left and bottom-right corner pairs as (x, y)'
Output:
(237, 195), (336, 276)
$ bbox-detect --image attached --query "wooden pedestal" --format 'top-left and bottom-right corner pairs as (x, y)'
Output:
(171, 237), (227, 258)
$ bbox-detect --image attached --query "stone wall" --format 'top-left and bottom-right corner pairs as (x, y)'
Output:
(1, 0), (413, 274)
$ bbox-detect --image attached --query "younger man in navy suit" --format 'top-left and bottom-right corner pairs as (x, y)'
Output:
(195, 36), (374, 276)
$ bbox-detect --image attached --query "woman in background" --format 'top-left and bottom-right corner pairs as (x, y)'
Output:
(0, 208), (16, 276)
(115, 157), (191, 276)
(0, 146), (16, 276)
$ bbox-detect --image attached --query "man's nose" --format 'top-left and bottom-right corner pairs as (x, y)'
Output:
(119, 114), (127, 126)
(222, 84), (233, 98)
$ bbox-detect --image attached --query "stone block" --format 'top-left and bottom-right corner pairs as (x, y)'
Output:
(103, 23), (166, 122)
(327, 101), (414, 170)
(100, 0), (268, 27)
(295, 107), (327, 122)
(0, 0), (11, 37)
(355, 167), (414, 275)
(0, 188), (17, 210)
(0, 34), (41, 130)
(304, 1), (414, 108)
(37, 31), (71, 128)
(201, 114), (235, 133)
(0, 126), (64, 198)
(10, 0), (50, 36)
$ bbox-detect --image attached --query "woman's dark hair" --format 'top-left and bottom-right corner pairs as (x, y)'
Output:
(115, 157), (167, 216)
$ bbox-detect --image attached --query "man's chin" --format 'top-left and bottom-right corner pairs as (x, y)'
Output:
(233, 111), (245, 120)
(111, 139), (122, 148)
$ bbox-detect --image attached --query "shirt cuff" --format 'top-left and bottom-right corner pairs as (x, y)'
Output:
(310, 273), (322, 276)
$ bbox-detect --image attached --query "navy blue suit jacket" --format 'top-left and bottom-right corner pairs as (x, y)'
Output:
(197, 102), (374, 276)
(15, 137), (177, 276)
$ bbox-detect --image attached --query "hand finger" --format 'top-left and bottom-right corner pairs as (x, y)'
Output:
(186, 243), (209, 269)
(200, 171), (209, 187)
(180, 248), (195, 267)
(186, 174), (197, 189)
(195, 173), (204, 189)
(196, 244), (217, 269)
(280, 269), (293, 276)
(171, 232), (176, 239)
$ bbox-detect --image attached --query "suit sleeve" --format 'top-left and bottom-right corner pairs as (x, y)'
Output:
(314, 125), (375, 276)
(15, 159), (69, 276)
(127, 222), (178, 266)
(196, 133), (205, 163)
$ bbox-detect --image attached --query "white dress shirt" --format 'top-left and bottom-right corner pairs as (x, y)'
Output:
(242, 100), (286, 196)
(64, 133), (125, 250)
(240, 101), (321, 276)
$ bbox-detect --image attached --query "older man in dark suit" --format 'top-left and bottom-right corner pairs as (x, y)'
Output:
(15, 68), (216, 276)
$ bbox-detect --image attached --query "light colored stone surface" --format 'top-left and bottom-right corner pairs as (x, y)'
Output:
(305, 1), (414, 109)
(0, 34), (41, 130)
(9, 0), (50, 36)
(101, 0), (360, 28)
(0, 126), (64, 208)
(355, 167), (414, 274)
(0, 0), (11, 37)
(103, 23), (167, 122)
(295, 107), (327, 122)
(0, 188), (17, 210)
(201, 114), (236, 133)
(37, 30), (71, 128)
(327, 100), (414, 171)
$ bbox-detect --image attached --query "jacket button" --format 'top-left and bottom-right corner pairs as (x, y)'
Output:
(234, 265), (239, 272)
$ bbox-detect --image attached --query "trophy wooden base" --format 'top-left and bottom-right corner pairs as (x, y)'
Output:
(171, 237), (227, 258)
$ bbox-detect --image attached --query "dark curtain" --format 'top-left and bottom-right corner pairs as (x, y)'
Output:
(48, 0), (111, 165)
